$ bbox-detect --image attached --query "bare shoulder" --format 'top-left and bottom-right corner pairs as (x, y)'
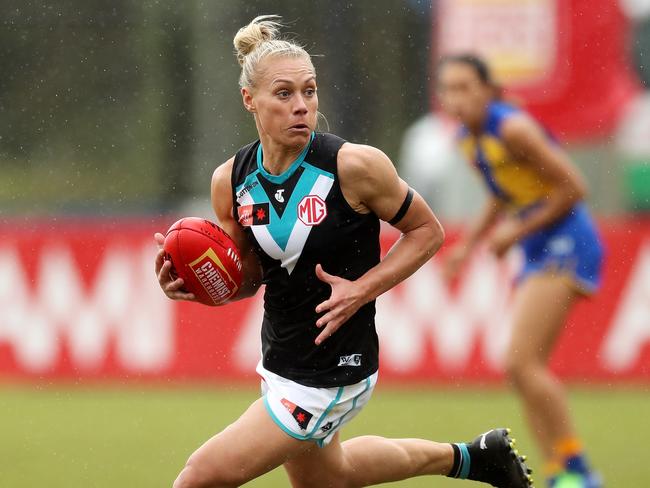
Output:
(211, 157), (235, 191)
(501, 113), (545, 145)
(211, 157), (236, 224)
(337, 142), (396, 183)
(337, 142), (402, 215)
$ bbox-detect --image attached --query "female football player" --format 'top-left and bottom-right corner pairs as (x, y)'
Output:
(438, 54), (603, 488)
(154, 18), (532, 488)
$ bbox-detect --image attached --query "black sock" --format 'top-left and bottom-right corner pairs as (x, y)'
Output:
(447, 443), (470, 479)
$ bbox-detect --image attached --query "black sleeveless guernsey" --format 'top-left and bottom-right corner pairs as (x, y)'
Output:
(231, 132), (380, 387)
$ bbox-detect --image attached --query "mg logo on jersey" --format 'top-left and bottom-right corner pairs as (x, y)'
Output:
(298, 195), (327, 226)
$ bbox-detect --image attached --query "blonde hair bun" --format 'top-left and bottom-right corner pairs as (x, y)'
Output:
(233, 15), (282, 67)
(233, 15), (312, 88)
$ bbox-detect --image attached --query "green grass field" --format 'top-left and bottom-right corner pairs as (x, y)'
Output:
(1, 384), (648, 487)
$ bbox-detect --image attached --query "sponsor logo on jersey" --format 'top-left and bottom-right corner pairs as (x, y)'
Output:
(281, 398), (313, 430)
(274, 189), (285, 203)
(321, 421), (333, 432)
(237, 203), (270, 226)
(236, 164), (334, 274)
(236, 181), (259, 199)
(338, 354), (362, 367)
(297, 195), (327, 226)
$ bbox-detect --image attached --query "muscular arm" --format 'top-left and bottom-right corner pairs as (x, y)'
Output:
(313, 143), (444, 344)
(501, 114), (587, 239)
(342, 143), (444, 300)
(211, 158), (263, 301)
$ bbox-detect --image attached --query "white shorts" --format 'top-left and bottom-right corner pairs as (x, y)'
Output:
(257, 360), (378, 447)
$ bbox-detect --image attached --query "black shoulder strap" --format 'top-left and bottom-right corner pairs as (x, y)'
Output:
(231, 140), (259, 190)
(306, 132), (346, 174)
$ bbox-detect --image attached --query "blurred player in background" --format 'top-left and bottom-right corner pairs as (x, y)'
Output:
(154, 17), (534, 488)
(437, 54), (604, 488)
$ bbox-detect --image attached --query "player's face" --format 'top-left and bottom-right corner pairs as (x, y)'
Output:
(437, 62), (492, 128)
(244, 56), (318, 149)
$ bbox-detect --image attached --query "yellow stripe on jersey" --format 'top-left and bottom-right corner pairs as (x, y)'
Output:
(459, 102), (555, 209)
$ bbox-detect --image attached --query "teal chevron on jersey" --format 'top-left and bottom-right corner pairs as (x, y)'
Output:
(255, 132), (315, 184)
(247, 163), (333, 251)
(235, 170), (261, 201)
(301, 161), (335, 179)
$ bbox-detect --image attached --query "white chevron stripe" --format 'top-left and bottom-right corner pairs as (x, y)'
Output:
(236, 173), (334, 275)
(282, 174), (333, 274)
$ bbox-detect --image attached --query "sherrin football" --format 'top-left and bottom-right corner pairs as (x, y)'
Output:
(163, 217), (243, 306)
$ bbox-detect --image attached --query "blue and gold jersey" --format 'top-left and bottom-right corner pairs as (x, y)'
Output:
(458, 101), (554, 209)
(459, 102), (604, 294)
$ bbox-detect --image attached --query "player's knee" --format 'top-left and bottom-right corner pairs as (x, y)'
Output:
(173, 463), (206, 488)
(172, 456), (241, 488)
(504, 354), (536, 390)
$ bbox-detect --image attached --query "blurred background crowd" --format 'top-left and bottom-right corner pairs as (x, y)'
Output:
(3, 0), (648, 220)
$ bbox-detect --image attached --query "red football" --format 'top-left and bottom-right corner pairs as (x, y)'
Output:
(163, 217), (243, 306)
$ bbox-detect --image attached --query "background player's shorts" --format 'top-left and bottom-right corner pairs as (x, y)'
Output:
(518, 202), (604, 294)
(257, 361), (378, 447)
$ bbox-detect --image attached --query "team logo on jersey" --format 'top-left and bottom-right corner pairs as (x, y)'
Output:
(274, 189), (285, 203)
(297, 195), (327, 226)
(281, 398), (313, 430)
(338, 354), (362, 367)
(235, 163), (335, 274)
(237, 203), (270, 226)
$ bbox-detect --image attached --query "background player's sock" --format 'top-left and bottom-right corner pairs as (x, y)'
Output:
(555, 437), (590, 475)
(565, 454), (590, 475)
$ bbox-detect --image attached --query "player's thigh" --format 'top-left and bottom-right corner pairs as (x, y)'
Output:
(179, 398), (310, 487)
(508, 273), (580, 364)
(283, 432), (350, 488)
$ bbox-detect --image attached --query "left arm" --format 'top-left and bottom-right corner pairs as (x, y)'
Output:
(490, 115), (587, 257)
(313, 143), (444, 344)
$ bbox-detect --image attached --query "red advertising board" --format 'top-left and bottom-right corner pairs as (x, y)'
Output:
(435, 0), (641, 141)
(0, 219), (649, 384)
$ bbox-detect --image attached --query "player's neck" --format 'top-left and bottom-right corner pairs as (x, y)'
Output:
(467, 103), (492, 135)
(259, 136), (307, 176)
(466, 113), (487, 136)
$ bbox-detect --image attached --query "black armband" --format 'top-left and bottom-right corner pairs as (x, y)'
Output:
(388, 187), (414, 225)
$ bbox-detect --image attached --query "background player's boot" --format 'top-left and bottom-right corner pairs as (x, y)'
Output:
(551, 471), (603, 488)
(449, 428), (534, 488)
(561, 453), (603, 487)
(583, 471), (603, 488)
